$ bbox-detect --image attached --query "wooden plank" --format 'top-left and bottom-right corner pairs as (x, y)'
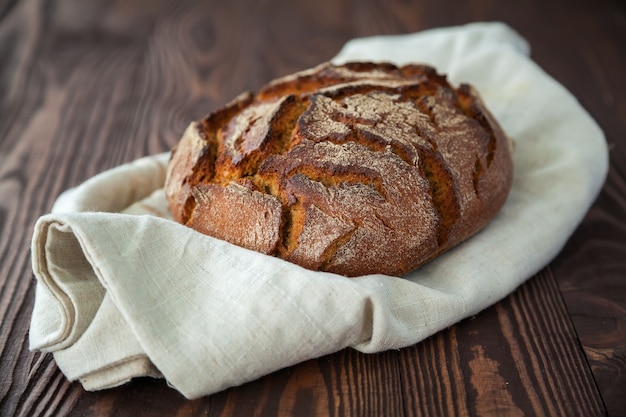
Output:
(0, 0), (623, 415)
(405, 269), (607, 417)
(552, 188), (626, 417)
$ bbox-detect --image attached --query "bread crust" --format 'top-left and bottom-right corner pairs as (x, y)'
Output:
(165, 62), (514, 277)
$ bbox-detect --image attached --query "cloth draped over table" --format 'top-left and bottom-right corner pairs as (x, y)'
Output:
(29, 22), (608, 399)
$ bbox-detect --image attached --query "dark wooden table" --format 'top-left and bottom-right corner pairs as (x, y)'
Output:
(1, 0), (624, 415)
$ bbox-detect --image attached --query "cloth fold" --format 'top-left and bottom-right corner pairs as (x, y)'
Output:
(29, 22), (608, 399)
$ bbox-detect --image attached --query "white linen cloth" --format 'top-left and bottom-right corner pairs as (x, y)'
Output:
(29, 22), (608, 399)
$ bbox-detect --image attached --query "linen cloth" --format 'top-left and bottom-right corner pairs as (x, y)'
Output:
(29, 22), (608, 399)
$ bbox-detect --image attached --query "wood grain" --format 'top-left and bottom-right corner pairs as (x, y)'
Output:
(1, 0), (624, 415)
(397, 269), (606, 417)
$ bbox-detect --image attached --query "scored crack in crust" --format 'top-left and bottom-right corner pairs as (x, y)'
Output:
(165, 62), (514, 277)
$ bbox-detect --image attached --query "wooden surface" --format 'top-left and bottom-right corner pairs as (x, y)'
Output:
(1, 0), (624, 416)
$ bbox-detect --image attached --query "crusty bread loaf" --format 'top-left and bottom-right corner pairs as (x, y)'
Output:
(165, 62), (514, 277)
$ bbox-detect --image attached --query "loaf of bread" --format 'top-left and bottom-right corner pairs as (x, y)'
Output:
(165, 62), (514, 277)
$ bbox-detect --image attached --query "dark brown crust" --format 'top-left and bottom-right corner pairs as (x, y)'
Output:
(165, 62), (514, 277)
